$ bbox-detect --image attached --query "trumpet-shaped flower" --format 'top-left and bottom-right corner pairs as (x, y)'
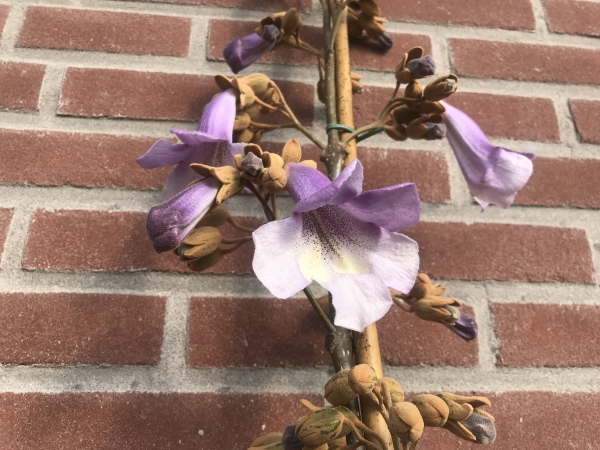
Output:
(443, 102), (534, 210)
(446, 311), (478, 342)
(252, 160), (421, 331)
(146, 177), (220, 253)
(137, 89), (244, 201)
(224, 24), (280, 74)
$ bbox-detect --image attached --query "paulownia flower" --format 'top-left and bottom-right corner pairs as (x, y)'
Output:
(252, 160), (420, 331)
(137, 89), (244, 200)
(224, 24), (280, 74)
(443, 102), (534, 210)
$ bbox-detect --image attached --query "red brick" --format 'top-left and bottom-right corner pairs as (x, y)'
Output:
(570, 99), (600, 144)
(451, 39), (600, 85)
(0, 209), (12, 260)
(378, 305), (478, 366)
(17, 7), (190, 57)
(0, 62), (45, 111)
(188, 297), (475, 367)
(0, 129), (170, 189)
(354, 86), (558, 142)
(404, 222), (595, 283)
(262, 142), (451, 203)
(208, 19), (431, 72)
(0, 5), (9, 36)
(0, 293), (165, 365)
(165, 0), (311, 12)
(515, 157), (600, 208)
(493, 303), (600, 367)
(446, 93), (560, 142)
(59, 68), (314, 124)
(544, 0), (600, 37)
(378, 0), (535, 30)
(0, 392), (322, 449)
(414, 392), (600, 449)
(188, 297), (330, 367)
(23, 210), (261, 274)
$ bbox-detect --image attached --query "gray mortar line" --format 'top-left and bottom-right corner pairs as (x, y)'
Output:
(0, 364), (598, 393)
(159, 292), (192, 375)
(528, 0), (552, 37)
(0, 2), (25, 52)
(0, 207), (33, 272)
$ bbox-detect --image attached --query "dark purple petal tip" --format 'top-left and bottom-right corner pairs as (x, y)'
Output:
(462, 412), (496, 445)
(223, 26), (279, 74)
(446, 311), (478, 342)
(282, 424), (303, 450)
(376, 31), (394, 49)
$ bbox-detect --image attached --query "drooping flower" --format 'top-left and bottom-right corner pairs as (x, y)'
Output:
(137, 89), (244, 201)
(223, 24), (280, 74)
(146, 177), (220, 253)
(443, 102), (534, 210)
(252, 160), (421, 331)
(446, 311), (478, 342)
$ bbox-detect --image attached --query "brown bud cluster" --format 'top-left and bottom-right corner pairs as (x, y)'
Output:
(348, 1), (393, 49)
(215, 73), (281, 144)
(257, 8), (302, 44)
(392, 273), (464, 325)
(385, 47), (460, 143)
(438, 393), (496, 445)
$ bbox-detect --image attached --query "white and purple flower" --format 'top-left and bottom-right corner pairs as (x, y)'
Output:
(252, 160), (421, 331)
(443, 102), (534, 210)
(224, 24), (280, 74)
(137, 89), (244, 201)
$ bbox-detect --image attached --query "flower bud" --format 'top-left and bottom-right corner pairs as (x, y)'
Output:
(395, 47), (424, 84)
(249, 432), (283, 449)
(412, 296), (462, 324)
(282, 8), (301, 37)
(424, 74), (458, 101)
(374, 31), (393, 50)
(405, 55), (436, 79)
(324, 370), (357, 406)
(196, 205), (230, 228)
(381, 377), (404, 403)
(412, 394), (449, 427)
(281, 424), (304, 450)
(234, 112), (251, 131)
(423, 121), (446, 140)
(295, 409), (346, 446)
(462, 410), (496, 445)
(187, 248), (223, 271)
(241, 152), (265, 177)
(348, 364), (378, 394)
(261, 166), (287, 193)
(384, 124), (407, 141)
(347, 13), (364, 38)
(233, 127), (255, 144)
(404, 80), (423, 99)
(357, 0), (380, 16)
(388, 402), (424, 444)
(446, 311), (478, 342)
(437, 393), (490, 421)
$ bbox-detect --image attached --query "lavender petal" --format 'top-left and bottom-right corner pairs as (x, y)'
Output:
(223, 25), (279, 74)
(446, 311), (478, 342)
(136, 140), (192, 169)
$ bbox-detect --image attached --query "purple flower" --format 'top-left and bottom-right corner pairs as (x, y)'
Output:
(224, 24), (280, 74)
(443, 102), (534, 210)
(252, 160), (421, 331)
(446, 311), (478, 342)
(146, 177), (220, 253)
(137, 89), (244, 201)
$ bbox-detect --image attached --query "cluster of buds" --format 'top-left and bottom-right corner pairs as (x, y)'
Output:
(385, 47), (459, 142)
(391, 273), (478, 341)
(257, 8), (302, 47)
(215, 73), (282, 144)
(348, 0), (393, 49)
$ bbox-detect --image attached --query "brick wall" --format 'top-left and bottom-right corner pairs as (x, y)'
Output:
(0, 0), (598, 448)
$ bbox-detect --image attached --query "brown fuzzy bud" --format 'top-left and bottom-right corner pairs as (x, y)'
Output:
(391, 105), (421, 125)
(412, 296), (462, 324)
(178, 226), (222, 260)
(197, 205), (230, 228)
(187, 248), (223, 272)
(281, 139), (302, 165)
(233, 127), (255, 144)
(324, 370), (357, 406)
(249, 432), (283, 449)
(347, 13), (364, 38)
(357, 0), (380, 16)
(282, 8), (301, 37)
(381, 377), (404, 403)
(388, 402), (424, 444)
(348, 364), (378, 394)
(404, 80), (423, 99)
(384, 124), (407, 141)
(250, 129), (264, 144)
(261, 166), (287, 193)
(234, 112), (251, 131)
(437, 393), (491, 422)
(412, 394), (450, 427)
(295, 409), (346, 446)
(424, 74), (458, 101)
(395, 47), (424, 84)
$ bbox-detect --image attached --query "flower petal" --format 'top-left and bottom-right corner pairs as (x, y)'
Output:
(136, 140), (192, 169)
(322, 274), (393, 331)
(146, 177), (220, 253)
(223, 25), (279, 74)
(199, 88), (237, 140)
(293, 159), (364, 213)
(252, 214), (312, 299)
(446, 311), (478, 342)
(443, 102), (534, 210)
(285, 163), (331, 203)
(343, 182), (421, 231)
(369, 230), (420, 295)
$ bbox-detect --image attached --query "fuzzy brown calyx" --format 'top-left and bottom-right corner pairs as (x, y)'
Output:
(190, 164), (246, 204)
(196, 205), (230, 229)
(424, 74), (459, 102)
(324, 369), (357, 406)
(348, 364), (378, 395)
(187, 248), (223, 272)
(395, 47), (424, 84)
(388, 402), (424, 446)
(381, 377), (404, 403)
(411, 394), (449, 427)
(259, 8), (301, 43)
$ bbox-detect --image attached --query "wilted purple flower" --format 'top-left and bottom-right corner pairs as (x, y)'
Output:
(137, 89), (244, 201)
(443, 102), (534, 210)
(406, 55), (436, 78)
(462, 411), (496, 444)
(146, 177), (220, 253)
(224, 24), (280, 74)
(375, 31), (394, 49)
(252, 160), (421, 331)
(281, 424), (304, 450)
(446, 311), (478, 342)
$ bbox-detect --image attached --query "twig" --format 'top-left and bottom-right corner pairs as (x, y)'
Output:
(246, 181), (275, 221)
(303, 287), (336, 334)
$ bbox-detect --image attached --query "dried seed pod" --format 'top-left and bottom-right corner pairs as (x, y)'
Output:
(412, 394), (449, 427)
(388, 402), (424, 445)
(348, 364), (378, 394)
(424, 74), (459, 102)
(281, 139), (302, 165)
(381, 377), (404, 403)
(324, 370), (357, 406)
